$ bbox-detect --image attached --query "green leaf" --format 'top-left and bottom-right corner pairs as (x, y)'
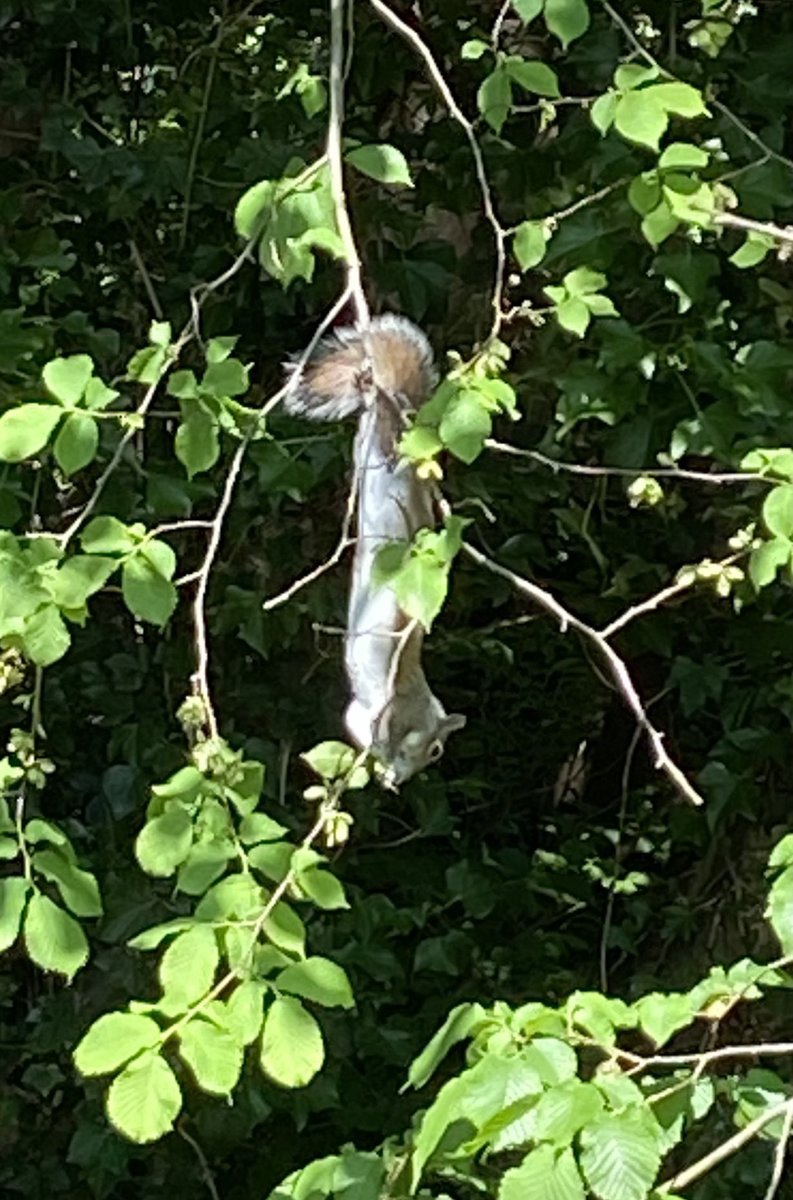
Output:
(762, 485), (793, 538)
(439, 390), (492, 463)
(478, 68), (512, 134)
(0, 876), (30, 951)
(159, 924), (219, 1004)
(178, 1018), (243, 1095)
(80, 515), (137, 555)
(239, 811), (289, 844)
(42, 355), (93, 405)
(225, 980), (267, 1045)
(658, 142), (709, 170)
(564, 267), (607, 295)
(206, 336), (238, 364)
(84, 377), (119, 410)
(263, 900), (306, 957)
(769, 834), (793, 870)
(47, 555), (116, 609)
(462, 39), (490, 60)
(202, 358), (249, 397)
(544, 0), (590, 47)
(152, 766), (205, 802)
(301, 740), (368, 787)
(24, 818), (69, 847)
(122, 556), (177, 626)
(296, 866), (349, 910)
(614, 91), (667, 151)
(614, 65), (660, 91)
(579, 1111), (662, 1200)
(23, 603), (71, 666)
(135, 806), (193, 876)
(530, 1079), (605, 1146)
(407, 1002), (487, 1089)
(651, 81), (708, 118)
(175, 406), (219, 477)
(512, 0), (544, 20)
(641, 202), (680, 248)
(500, 1145), (585, 1200)
(505, 58), (560, 98)
(345, 144), (413, 188)
(235, 179), (276, 239)
(176, 842), (232, 896)
(249, 840), (294, 883)
(260, 996), (324, 1087)
(0, 404), (62, 462)
(276, 956), (355, 1009)
(74, 1012), (161, 1076)
(591, 92), (617, 135)
(555, 298), (591, 337)
(633, 993), (696, 1047)
(53, 412), (98, 475)
(32, 848), (102, 917)
(514, 220), (550, 270)
(766, 865), (793, 954)
(729, 231), (776, 269)
(127, 918), (197, 951)
(23, 891), (89, 979)
(106, 1051), (182, 1143)
(140, 537), (176, 580)
(522, 1038), (578, 1084)
(628, 173), (661, 216)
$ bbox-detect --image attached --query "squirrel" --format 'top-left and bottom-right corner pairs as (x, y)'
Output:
(284, 314), (466, 786)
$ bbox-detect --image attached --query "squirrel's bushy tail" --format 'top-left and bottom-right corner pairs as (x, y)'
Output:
(284, 314), (437, 422)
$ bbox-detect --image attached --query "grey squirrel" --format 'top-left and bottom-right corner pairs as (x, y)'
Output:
(285, 314), (466, 786)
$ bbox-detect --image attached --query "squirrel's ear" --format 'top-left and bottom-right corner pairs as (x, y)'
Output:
(440, 713), (466, 736)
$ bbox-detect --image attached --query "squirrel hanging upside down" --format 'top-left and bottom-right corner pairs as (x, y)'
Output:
(285, 315), (466, 786)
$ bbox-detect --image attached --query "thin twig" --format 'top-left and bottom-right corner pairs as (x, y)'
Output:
(658, 1098), (793, 1194)
(177, 1124), (221, 1200)
(486, 439), (772, 485)
(179, 18), (223, 252)
(714, 211), (793, 246)
(711, 99), (793, 175)
(329, 0), (369, 325)
(599, 722), (642, 992)
(600, 552), (743, 639)
(764, 1101), (793, 1200)
(370, 0), (506, 337)
(190, 286), (353, 737)
(618, 1040), (793, 1072)
(129, 239), (164, 319)
(462, 541), (704, 806)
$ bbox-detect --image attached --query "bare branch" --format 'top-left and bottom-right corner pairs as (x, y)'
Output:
(764, 1102), (793, 1200)
(329, 0), (369, 325)
(486, 439), (772, 485)
(658, 1098), (793, 1195)
(462, 541), (704, 806)
(600, 552), (744, 638)
(370, 0), (506, 338)
(189, 286), (354, 737)
(129, 239), (164, 319)
(714, 211), (793, 246)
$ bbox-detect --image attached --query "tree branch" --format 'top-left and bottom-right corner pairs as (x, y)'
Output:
(370, 0), (506, 338)
(462, 541), (704, 806)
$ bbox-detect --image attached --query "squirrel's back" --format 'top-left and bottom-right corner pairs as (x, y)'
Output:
(284, 314), (437, 422)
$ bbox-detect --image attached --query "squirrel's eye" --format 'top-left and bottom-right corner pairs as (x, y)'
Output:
(427, 739), (444, 763)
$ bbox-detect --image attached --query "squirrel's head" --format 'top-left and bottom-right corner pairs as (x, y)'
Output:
(376, 711), (467, 788)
